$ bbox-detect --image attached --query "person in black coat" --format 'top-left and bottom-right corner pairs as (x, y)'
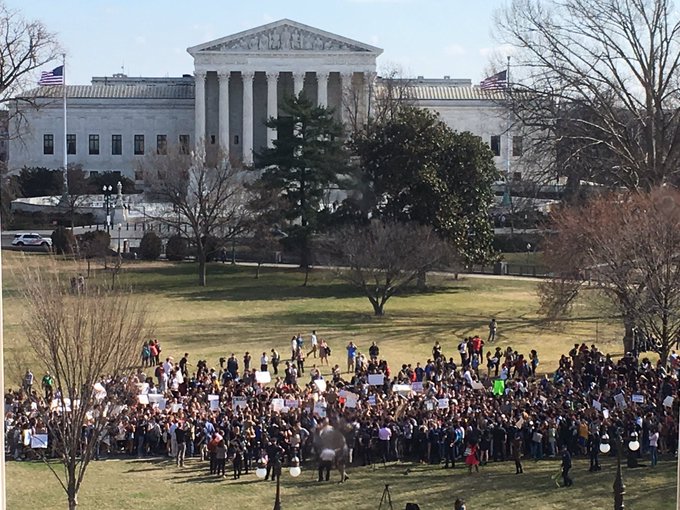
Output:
(561, 446), (573, 486)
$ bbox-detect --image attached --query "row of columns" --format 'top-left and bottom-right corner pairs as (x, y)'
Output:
(194, 70), (373, 165)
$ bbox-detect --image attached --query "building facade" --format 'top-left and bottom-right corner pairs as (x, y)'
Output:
(8, 19), (525, 182)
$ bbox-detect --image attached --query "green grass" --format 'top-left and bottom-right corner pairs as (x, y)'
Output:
(1, 252), (651, 509)
(6, 455), (676, 510)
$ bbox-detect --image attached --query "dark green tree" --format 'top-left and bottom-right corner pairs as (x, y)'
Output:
(351, 106), (499, 264)
(17, 166), (63, 197)
(165, 234), (187, 262)
(51, 226), (76, 255)
(139, 231), (162, 260)
(87, 172), (137, 194)
(255, 93), (347, 285)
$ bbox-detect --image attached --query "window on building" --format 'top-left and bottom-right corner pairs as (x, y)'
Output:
(134, 169), (144, 181)
(67, 134), (76, 155)
(157, 134), (167, 155)
(513, 171), (522, 181)
(210, 134), (216, 145)
(179, 134), (190, 154)
(134, 134), (144, 155)
(112, 134), (122, 155)
(43, 134), (54, 155)
(512, 136), (523, 157)
(234, 135), (239, 145)
(89, 134), (100, 155)
(490, 135), (501, 157)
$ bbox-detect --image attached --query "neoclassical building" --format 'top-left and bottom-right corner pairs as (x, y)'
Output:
(9, 19), (524, 181)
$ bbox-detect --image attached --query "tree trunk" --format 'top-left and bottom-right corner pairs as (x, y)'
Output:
(198, 256), (207, 287)
(622, 317), (635, 354)
(86, 259), (91, 278)
(67, 465), (78, 509)
(303, 265), (310, 287)
(372, 301), (384, 316)
(416, 270), (427, 291)
(255, 263), (260, 279)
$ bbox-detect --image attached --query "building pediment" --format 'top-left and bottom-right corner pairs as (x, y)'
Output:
(187, 19), (383, 56)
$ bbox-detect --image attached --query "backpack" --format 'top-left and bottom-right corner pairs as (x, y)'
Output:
(326, 346), (332, 356)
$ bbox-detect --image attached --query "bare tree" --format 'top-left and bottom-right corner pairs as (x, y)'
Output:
(328, 221), (455, 316)
(20, 260), (153, 510)
(540, 187), (680, 362)
(141, 145), (249, 286)
(495, 0), (680, 190)
(0, 2), (60, 136)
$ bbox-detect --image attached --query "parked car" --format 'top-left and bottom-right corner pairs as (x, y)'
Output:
(11, 233), (52, 248)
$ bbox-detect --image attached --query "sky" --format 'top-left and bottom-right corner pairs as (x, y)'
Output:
(10, 0), (510, 86)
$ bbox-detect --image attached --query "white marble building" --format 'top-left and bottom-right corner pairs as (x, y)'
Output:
(8, 19), (525, 181)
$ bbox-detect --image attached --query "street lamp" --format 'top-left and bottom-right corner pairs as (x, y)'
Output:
(255, 455), (301, 510)
(601, 430), (641, 510)
(102, 185), (113, 232)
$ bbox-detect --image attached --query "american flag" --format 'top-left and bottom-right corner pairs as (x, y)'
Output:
(480, 70), (508, 91)
(38, 65), (64, 85)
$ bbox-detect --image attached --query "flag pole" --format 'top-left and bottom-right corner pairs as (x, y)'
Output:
(62, 53), (68, 196)
(0, 209), (6, 510)
(505, 55), (514, 235)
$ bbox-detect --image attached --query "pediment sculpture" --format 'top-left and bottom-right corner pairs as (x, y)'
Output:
(206, 24), (369, 52)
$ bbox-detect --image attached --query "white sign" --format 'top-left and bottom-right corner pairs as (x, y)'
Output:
(285, 399), (299, 409)
(271, 398), (285, 412)
(614, 393), (627, 409)
(208, 394), (220, 411)
(148, 394), (164, 405)
(368, 373), (384, 386)
(438, 398), (450, 409)
(603, 408), (610, 419)
(232, 396), (248, 410)
(314, 402), (327, 417)
(137, 394), (150, 405)
(313, 379), (327, 392)
(171, 403), (183, 413)
(368, 395), (377, 406)
(137, 383), (149, 395)
(425, 401), (435, 411)
(411, 382), (424, 393)
(471, 381), (484, 391)
(344, 394), (358, 408)
(631, 394), (645, 404)
(663, 395), (674, 408)
(31, 434), (48, 449)
(392, 384), (412, 394)
(592, 400), (602, 411)
(255, 371), (271, 384)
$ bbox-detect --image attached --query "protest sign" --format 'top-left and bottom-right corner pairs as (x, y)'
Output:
(368, 395), (377, 406)
(137, 394), (149, 405)
(632, 394), (645, 404)
(368, 373), (384, 386)
(285, 399), (299, 409)
(438, 398), (449, 409)
(392, 384), (412, 394)
(313, 379), (327, 393)
(171, 403), (183, 413)
(344, 394), (358, 409)
(232, 396), (248, 410)
(255, 371), (271, 384)
(471, 381), (484, 390)
(31, 434), (48, 449)
(592, 400), (602, 411)
(411, 382), (424, 393)
(614, 393), (627, 409)
(425, 400), (435, 411)
(314, 402), (327, 417)
(493, 379), (505, 396)
(271, 398), (285, 412)
(208, 394), (220, 411)
(663, 395), (674, 408)
(603, 408), (610, 419)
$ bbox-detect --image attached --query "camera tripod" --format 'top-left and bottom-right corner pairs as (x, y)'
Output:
(378, 484), (394, 510)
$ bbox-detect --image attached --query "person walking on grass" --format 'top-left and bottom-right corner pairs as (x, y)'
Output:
(308, 330), (318, 358)
(561, 446), (573, 487)
(488, 318), (497, 343)
(465, 441), (479, 474)
(347, 341), (357, 373)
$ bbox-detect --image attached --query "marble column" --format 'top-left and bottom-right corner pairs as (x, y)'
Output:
(363, 71), (376, 122)
(218, 71), (230, 158)
(266, 71), (278, 148)
(194, 71), (206, 151)
(293, 71), (305, 97)
(317, 71), (329, 108)
(242, 70), (254, 165)
(340, 71), (354, 125)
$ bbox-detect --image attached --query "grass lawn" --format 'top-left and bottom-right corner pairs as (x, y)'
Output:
(5, 455), (677, 510)
(2, 252), (623, 384)
(2, 252), (651, 509)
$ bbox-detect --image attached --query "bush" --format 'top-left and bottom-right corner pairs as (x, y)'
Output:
(139, 232), (162, 260)
(77, 230), (111, 259)
(51, 227), (76, 254)
(165, 235), (187, 261)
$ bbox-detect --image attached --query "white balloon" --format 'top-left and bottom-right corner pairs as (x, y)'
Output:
(599, 443), (611, 454)
(256, 467), (267, 479)
(289, 466), (301, 477)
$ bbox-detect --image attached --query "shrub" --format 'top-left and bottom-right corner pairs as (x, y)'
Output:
(165, 234), (187, 261)
(139, 231), (162, 260)
(51, 227), (76, 255)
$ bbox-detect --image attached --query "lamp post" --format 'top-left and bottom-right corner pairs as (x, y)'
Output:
(117, 224), (122, 258)
(102, 185), (113, 232)
(256, 455), (301, 510)
(602, 430), (640, 510)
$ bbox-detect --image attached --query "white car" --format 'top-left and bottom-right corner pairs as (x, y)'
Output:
(11, 233), (52, 248)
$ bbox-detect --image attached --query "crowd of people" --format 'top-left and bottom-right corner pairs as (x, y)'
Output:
(4, 327), (680, 491)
